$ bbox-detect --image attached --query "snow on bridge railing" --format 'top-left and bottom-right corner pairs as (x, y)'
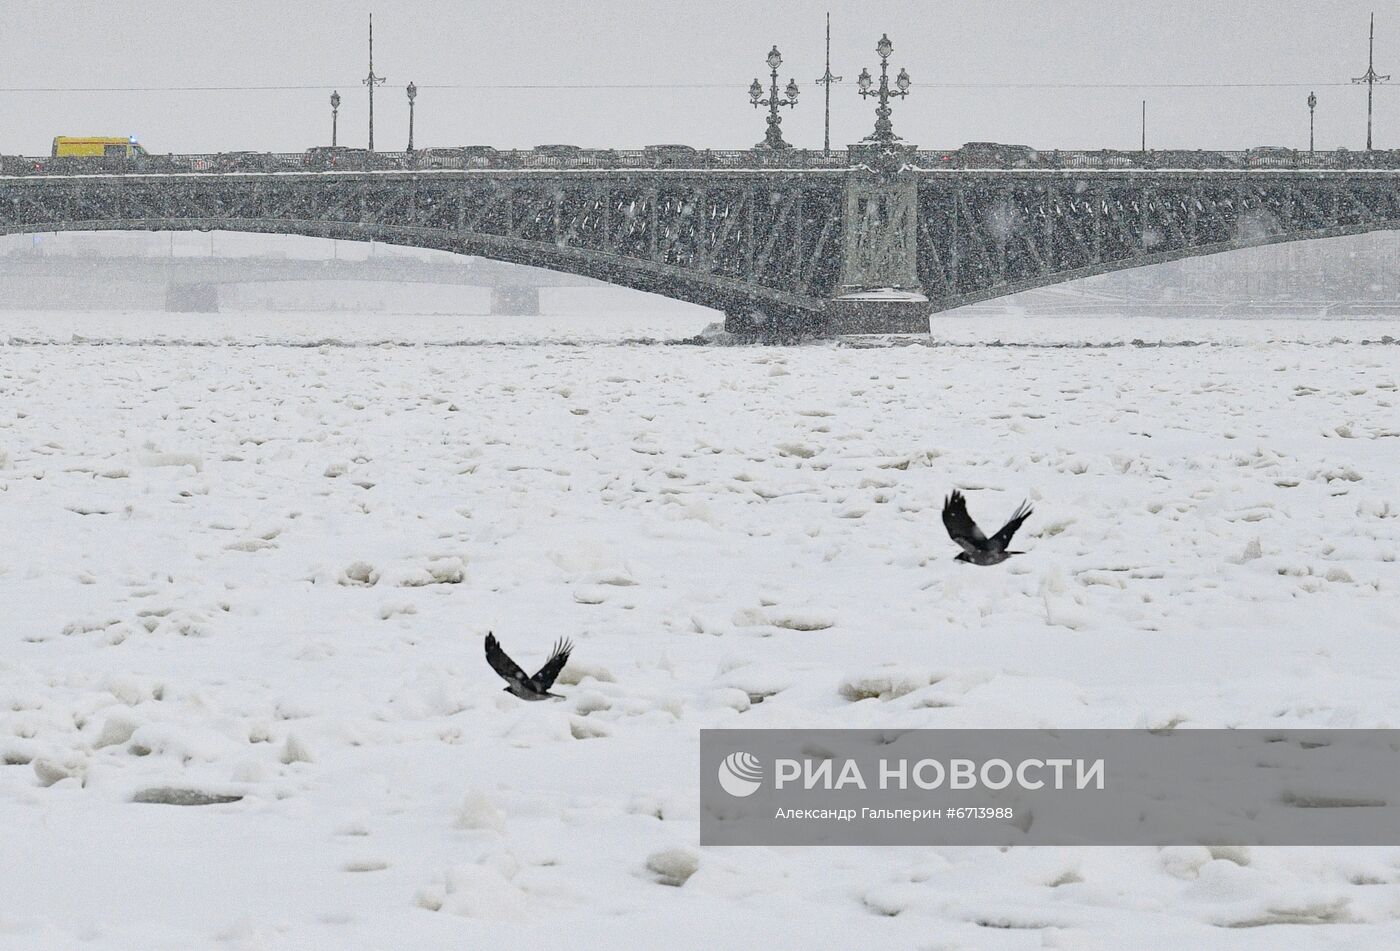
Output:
(912, 147), (1400, 170)
(0, 148), (852, 176)
(9, 146), (1400, 176)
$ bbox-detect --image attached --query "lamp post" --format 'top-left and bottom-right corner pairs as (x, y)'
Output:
(1352, 13), (1389, 150)
(815, 13), (843, 158)
(749, 45), (799, 150)
(330, 91), (341, 146)
(857, 33), (911, 144)
(406, 81), (417, 152)
(1308, 91), (1317, 153)
(363, 13), (386, 150)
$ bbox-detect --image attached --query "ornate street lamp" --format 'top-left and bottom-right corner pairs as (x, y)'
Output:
(857, 33), (911, 144)
(406, 81), (418, 152)
(749, 45), (799, 149)
(330, 91), (341, 146)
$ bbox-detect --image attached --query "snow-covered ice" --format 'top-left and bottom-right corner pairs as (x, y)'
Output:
(2, 308), (1400, 949)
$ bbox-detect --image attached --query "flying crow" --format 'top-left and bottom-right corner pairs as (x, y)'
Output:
(484, 633), (572, 701)
(941, 489), (1033, 565)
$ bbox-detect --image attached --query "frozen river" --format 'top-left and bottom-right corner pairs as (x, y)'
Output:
(2, 310), (1399, 949)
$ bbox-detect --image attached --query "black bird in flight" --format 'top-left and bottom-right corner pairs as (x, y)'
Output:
(484, 633), (573, 701)
(941, 489), (1034, 565)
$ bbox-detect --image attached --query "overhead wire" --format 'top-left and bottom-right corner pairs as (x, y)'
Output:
(0, 81), (1366, 93)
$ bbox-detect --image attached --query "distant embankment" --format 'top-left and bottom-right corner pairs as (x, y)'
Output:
(0, 253), (608, 315)
(953, 300), (1400, 318)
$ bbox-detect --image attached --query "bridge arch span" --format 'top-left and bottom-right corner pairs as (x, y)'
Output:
(927, 218), (1400, 310)
(0, 170), (849, 326)
(1, 216), (803, 315)
(916, 172), (1400, 313)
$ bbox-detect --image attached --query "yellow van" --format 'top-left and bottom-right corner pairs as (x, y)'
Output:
(51, 136), (149, 158)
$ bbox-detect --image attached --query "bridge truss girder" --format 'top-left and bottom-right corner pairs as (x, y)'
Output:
(917, 172), (1400, 309)
(0, 171), (847, 322)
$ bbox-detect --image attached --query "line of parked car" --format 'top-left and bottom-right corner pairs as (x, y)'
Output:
(2, 143), (752, 175)
(921, 142), (1400, 170)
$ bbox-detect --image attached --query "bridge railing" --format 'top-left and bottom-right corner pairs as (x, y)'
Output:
(913, 147), (1400, 170)
(9, 146), (1400, 176)
(0, 147), (851, 176)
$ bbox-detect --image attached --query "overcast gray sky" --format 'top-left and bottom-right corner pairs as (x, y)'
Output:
(3, 1), (1398, 155)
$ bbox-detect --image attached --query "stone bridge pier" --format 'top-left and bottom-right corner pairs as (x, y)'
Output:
(725, 143), (930, 338)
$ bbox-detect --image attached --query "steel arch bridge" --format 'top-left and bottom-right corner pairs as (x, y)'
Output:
(7, 147), (1400, 335)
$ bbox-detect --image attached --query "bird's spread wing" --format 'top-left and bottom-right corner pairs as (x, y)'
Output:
(989, 501), (1034, 551)
(484, 633), (531, 688)
(530, 638), (573, 691)
(942, 490), (987, 553)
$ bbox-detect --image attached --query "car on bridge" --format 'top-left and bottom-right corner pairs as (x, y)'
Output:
(527, 144), (585, 167)
(414, 147), (466, 169)
(643, 144), (699, 167)
(460, 146), (501, 168)
(11, 136), (162, 175)
(1079, 149), (1141, 169)
(212, 151), (283, 173)
(591, 148), (623, 165)
(1246, 146), (1299, 168)
(51, 136), (149, 159)
(1139, 149), (1242, 170)
(303, 146), (373, 170)
(952, 142), (1043, 169)
(413, 146), (503, 169)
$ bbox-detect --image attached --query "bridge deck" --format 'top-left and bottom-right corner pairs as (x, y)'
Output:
(4, 146), (1400, 177)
